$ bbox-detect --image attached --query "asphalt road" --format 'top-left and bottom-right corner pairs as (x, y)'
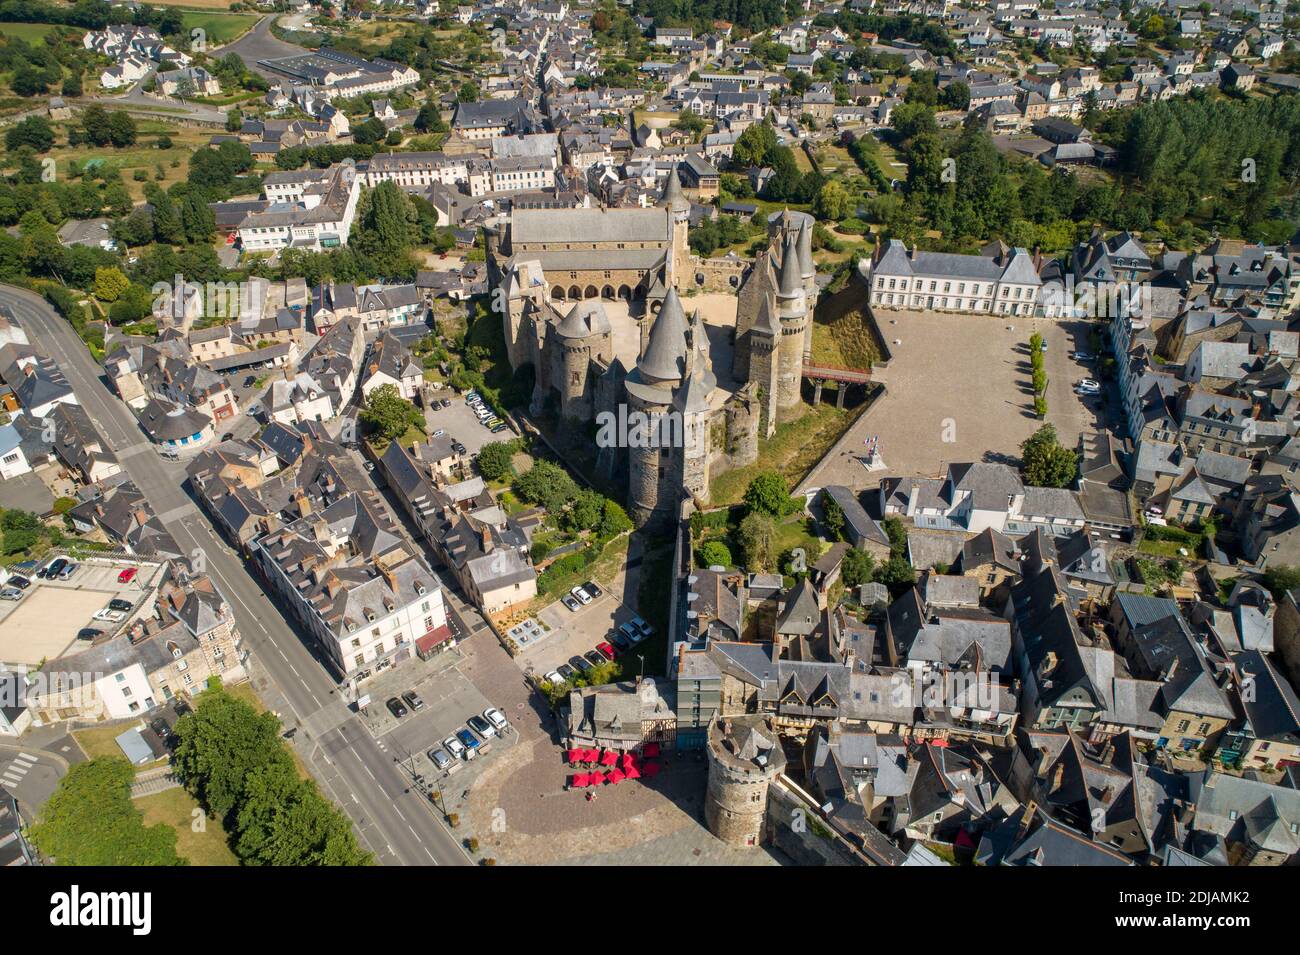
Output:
(0, 285), (468, 867)
(217, 14), (314, 81)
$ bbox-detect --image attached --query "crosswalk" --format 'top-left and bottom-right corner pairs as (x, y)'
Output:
(0, 752), (37, 791)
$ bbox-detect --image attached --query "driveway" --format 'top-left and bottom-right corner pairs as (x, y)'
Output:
(801, 312), (1108, 491)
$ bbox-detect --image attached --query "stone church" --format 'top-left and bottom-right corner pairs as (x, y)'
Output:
(486, 167), (819, 525)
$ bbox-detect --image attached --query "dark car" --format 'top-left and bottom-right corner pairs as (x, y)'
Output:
(402, 691), (425, 711)
(610, 629), (632, 650)
(581, 581), (602, 599)
(557, 663), (577, 680)
(221, 432), (234, 442)
(466, 714), (496, 739)
(7, 575), (30, 590)
(570, 654), (593, 674)
(39, 558), (67, 579)
(385, 697), (408, 718)
(584, 650), (606, 668)
(108, 598), (133, 613)
(75, 627), (104, 641)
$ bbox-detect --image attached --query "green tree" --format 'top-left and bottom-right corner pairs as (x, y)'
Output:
(813, 179), (851, 221)
(743, 471), (799, 518)
(5, 115), (54, 153)
(567, 488), (604, 532)
(234, 760), (370, 866)
(1261, 565), (1300, 599)
(841, 547), (875, 588)
(1020, 423), (1078, 488)
(697, 540), (733, 568)
(821, 492), (845, 541)
(359, 384), (420, 444)
(513, 460), (579, 512)
(737, 511), (778, 572)
(30, 759), (183, 866)
(476, 441), (515, 481)
(107, 111), (137, 148)
(597, 499), (632, 538)
(93, 266), (130, 302)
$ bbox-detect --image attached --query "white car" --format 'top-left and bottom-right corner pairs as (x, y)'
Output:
(484, 707), (509, 732)
(570, 585), (593, 606)
(543, 670), (564, 685)
(443, 735), (467, 760)
(93, 609), (126, 623)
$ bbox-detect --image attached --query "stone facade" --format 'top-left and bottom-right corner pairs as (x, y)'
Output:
(704, 714), (786, 848)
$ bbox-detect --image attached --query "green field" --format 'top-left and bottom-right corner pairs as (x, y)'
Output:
(0, 21), (60, 43)
(136, 787), (238, 866)
(181, 12), (258, 46)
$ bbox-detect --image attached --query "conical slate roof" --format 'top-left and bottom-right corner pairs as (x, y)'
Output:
(674, 313), (717, 414)
(797, 219), (815, 278)
(639, 288), (689, 382)
(753, 293), (781, 336)
(777, 229), (803, 298)
(659, 165), (689, 213)
(555, 299), (611, 339)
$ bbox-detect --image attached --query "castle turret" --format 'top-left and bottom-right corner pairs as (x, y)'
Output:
(625, 288), (689, 526)
(796, 220), (817, 361)
(705, 715), (786, 848)
(775, 230), (808, 410)
(554, 300), (612, 421)
(674, 312), (716, 506)
(659, 165), (691, 285)
(748, 294), (781, 437)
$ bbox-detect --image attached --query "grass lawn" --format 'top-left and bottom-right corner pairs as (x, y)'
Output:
(0, 22), (59, 43)
(182, 12), (259, 45)
(72, 723), (168, 771)
(136, 787), (238, 866)
(41, 119), (211, 202)
(1138, 537), (1201, 559)
(710, 403), (860, 506)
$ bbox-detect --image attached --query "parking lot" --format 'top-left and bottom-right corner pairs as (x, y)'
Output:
(0, 559), (158, 666)
(804, 313), (1109, 489)
(515, 586), (647, 677)
(423, 391), (509, 458)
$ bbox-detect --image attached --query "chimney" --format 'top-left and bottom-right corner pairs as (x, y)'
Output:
(295, 490), (312, 518)
(1100, 740), (1115, 767)
(480, 527), (493, 553)
(1161, 657), (1180, 682)
(1050, 762), (1065, 793)
(133, 508), (150, 527)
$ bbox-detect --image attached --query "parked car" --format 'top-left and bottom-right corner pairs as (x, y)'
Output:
(39, 558), (67, 579)
(484, 707), (509, 732)
(58, 563), (78, 580)
(617, 622), (641, 646)
(7, 575), (30, 590)
(581, 581), (603, 599)
(455, 728), (480, 757)
(443, 735), (467, 760)
(570, 585), (592, 606)
(432, 429), (446, 438)
(1070, 351), (1095, 363)
(93, 608), (125, 623)
(596, 642), (615, 660)
(630, 616), (653, 639)
(561, 594), (582, 612)
(402, 691), (425, 711)
(584, 650), (606, 669)
(385, 697), (409, 718)
(1075, 379), (1101, 395)
(557, 663), (576, 680)
(543, 669), (564, 685)
(0, 587), (22, 601)
(570, 654), (593, 674)
(467, 714), (496, 739)
(76, 628), (104, 641)
(491, 423), (508, 433)
(118, 567), (138, 584)
(429, 747), (453, 771)
(107, 598), (133, 613)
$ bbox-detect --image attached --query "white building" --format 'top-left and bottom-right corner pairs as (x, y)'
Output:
(866, 239), (1043, 316)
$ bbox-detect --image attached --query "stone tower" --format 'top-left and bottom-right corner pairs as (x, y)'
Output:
(797, 219), (816, 361)
(625, 287), (689, 526)
(732, 249), (775, 381)
(675, 310), (716, 507)
(775, 229), (809, 410)
(661, 164), (692, 285)
(747, 294), (781, 437)
(554, 299), (612, 422)
(705, 715), (786, 849)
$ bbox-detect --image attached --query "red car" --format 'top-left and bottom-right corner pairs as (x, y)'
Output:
(117, 567), (138, 584)
(596, 642), (615, 661)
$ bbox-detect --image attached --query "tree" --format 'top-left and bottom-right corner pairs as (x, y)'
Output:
(841, 547), (875, 588)
(737, 511), (778, 572)
(743, 471), (799, 518)
(226, 109), (242, 132)
(93, 266), (130, 303)
(359, 384), (420, 444)
(476, 441), (515, 481)
(234, 760), (370, 866)
(732, 121), (778, 169)
(352, 117), (387, 146)
(5, 116), (54, 153)
(1020, 423), (1078, 488)
(813, 179), (851, 221)
(874, 554), (916, 591)
(597, 500), (632, 539)
(80, 105), (112, 146)
(1261, 565), (1300, 599)
(567, 488), (604, 532)
(513, 460), (579, 512)
(107, 111), (138, 148)
(30, 759), (183, 866)
(821, 492), (845, 541)
(697, 540), (733, 568)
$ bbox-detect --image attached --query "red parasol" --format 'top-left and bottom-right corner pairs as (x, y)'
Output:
(589, 770), (606, 786)
(600, 749), (619, 766)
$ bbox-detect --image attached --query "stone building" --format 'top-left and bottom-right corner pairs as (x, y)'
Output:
(488, 168), (823, 525)
(705, 714), (787, 848)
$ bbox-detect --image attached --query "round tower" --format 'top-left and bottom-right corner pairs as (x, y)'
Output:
(554, 300), (610, 422)
(775, 229), (808, 411)
(705, 715), (786, 848)
(626, 288), (688, 526)
(660, 165), (691, 285)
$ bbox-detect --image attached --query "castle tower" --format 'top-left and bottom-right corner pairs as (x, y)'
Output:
(732, 250), (775, 381)
(659, 165), (691, 286)
(747, 294), (781, 437)
(775, 229), (808, 411)
(674, 311), (716, 506)
(705, 715), (786, 849)
(625, 287), (689, 526)
(796, 219), (816, 361)
(554, 300), (612, 422)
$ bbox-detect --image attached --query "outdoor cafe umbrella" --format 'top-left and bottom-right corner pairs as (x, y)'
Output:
(621, 752), (637, 770)
(572, 774), (591, 788)
(567, 749), (584, 764)
(583, 748), (601, 764)
(600, 750), (619, 767)
(641, 761), (661, 779)
(607, 768), (625, 785)
(623, 763), (641, 780)
(589, 770), (606, 786)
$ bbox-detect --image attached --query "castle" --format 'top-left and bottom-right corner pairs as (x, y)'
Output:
(487, 168), (819, 525)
